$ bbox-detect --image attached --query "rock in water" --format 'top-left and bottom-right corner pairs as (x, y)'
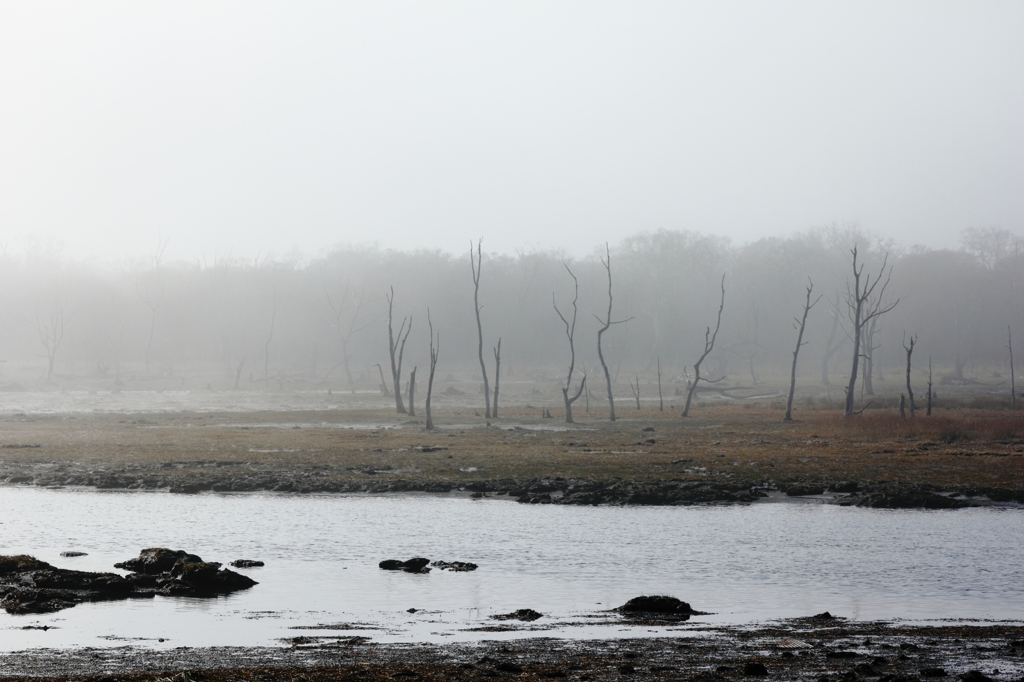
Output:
(114, 548), (202, 574)
(379, 558), (431, 573)
(616, 595), (696, 616)
(491, 608), (543, 622)
(60, 551), (88, 558)
(230, 559), (265, 568)
(431, 560), (478, 572)
(0, 548), (260, 614)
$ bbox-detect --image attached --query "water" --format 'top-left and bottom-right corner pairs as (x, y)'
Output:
(1, 487), (1022, 651)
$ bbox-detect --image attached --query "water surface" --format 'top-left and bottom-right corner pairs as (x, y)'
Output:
(1, 487), (1021, 651)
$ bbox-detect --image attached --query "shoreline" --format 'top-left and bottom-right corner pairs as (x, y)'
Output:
(1, 620), (1022, 680)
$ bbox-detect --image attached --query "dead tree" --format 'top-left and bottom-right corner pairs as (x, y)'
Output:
(470, 240), (492, 418)
(324, 281), (373, 384)
(657, 356), (664, 412)
(683, 274), (726, 417)
(492, 339), (502, 418)
(595, 244), (632, 422)
(1010, 326), (1017, 409)
(407, 367), (417, 416)
(630, 375), (641, 410)
(843, 247), (898, 417)
(233, 358), (245, 389)
(903, 333), (917, 417)
(553, 264), (586, 423)
(373, 363), (391, 396)
(425, 312), (439, 430)
(785, 279), (820, 422)
(385, 287), (411, 414)
(36, 300), (72, 383)
(927, 357), (933, 416)
(899, 394), (906, 418)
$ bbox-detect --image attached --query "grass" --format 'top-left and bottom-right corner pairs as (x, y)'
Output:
(1, 401), (1022, 494)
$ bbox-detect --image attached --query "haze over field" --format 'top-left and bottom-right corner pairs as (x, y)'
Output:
(1, 1), (1022, 263)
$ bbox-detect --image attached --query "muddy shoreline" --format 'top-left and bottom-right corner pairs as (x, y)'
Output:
(2, 459), (1021, 509)
(1, 620), (1022, 680)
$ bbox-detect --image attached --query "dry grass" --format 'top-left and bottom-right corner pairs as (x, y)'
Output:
(1, 403), (1022, 492)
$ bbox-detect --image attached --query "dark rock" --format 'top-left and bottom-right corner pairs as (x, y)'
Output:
(379, 558), (431, 573)
(830, 481), (860, 493)
(431, 560), (478, 572)
(826, 652), (860, 659)
(920, 669), (947, 677)
(115, 548), (202, 574)
(491, 608), (543, 622)
(2, 548), (256, 615)
(812, 611), (836, 620)
(743, 662), (769, 675)
(618, 665), (636, 674)
(617, 595), (696, 616)
(60, 551), (88, 558)
(229, 560), (264, 568)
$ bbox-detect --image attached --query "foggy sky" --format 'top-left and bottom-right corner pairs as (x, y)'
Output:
(1, 1), (1021, 263)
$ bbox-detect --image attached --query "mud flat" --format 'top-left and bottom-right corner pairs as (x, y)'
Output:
(0, 619), (1022, 680)
(1, 406), (1022, 507)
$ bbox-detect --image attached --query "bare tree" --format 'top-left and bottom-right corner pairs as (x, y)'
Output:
(927, 357), (933, 416)
(492, 338), (502, 418)
(682, 274), (726, 417)
(553, 264), (586, 423)
(630, 375), (641, 410)
(324, 281), (373, 385)
(785, 279), (820, 422)
(425, 311), (439, 430)
(595, 244), (632, 422)
(657, 356), (663, 412)
(470, 240), (492, 418)
(903, 333), (917, 417)
(373, 363), (391, 396)
(407, 367), (417, 416)
(233, 358), (245, 390)
(1009, 325), (1017, 409)
(36, 300), (72, 383)
(843, 247), (898, 417)
(385, 287), (411, 414)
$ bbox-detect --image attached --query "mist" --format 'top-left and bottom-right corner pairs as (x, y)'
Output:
(0, 226), (1020, 401)
(1, 1), (1022, 263)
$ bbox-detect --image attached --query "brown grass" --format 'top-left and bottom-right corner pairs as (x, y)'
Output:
(1, 404), (1022, 492)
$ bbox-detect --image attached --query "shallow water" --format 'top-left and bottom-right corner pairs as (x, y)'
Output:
(1, 487), (1022, 651)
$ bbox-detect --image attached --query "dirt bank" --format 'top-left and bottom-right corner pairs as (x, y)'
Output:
(2, 406), (1022, 507)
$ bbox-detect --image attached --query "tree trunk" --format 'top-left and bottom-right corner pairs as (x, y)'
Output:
(407, 367), (416, 416)
(425, 314), (439, 430)
(492, 339), (501, 418)
(683, 275), (726, 417)
(470, 240), (492, 418)
(785, 280), (818, 422)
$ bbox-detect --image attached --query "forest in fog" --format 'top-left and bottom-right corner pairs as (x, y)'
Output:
(0, 224), (1021, 394)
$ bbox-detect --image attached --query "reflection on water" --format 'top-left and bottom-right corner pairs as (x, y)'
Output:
(1, 487), (1022, 651)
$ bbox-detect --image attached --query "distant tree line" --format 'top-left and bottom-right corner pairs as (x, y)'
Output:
(0, 225), (1020, 399)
